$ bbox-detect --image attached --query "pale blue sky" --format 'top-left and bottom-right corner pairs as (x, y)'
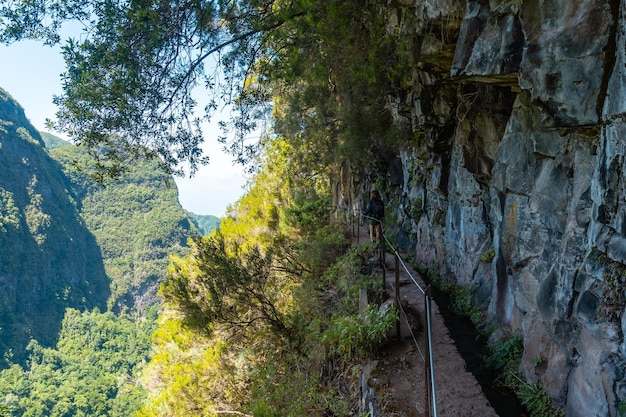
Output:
(0, 39), (248, 217)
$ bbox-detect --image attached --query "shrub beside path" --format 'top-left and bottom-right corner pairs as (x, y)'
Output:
(354, 227), (499, 417)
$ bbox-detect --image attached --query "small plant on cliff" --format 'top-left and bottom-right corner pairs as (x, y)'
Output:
(409, 198), (423, 221)
(484, 332), (523, 373)
(599, 256), (626, 323)
(531, 355), (546, 366)
(450, 284), (484, 329)
(479, 248), (496, 263)
(514, 378), (564, 417)
(485, 333), (564, 417)
(415, 266), (486, 331)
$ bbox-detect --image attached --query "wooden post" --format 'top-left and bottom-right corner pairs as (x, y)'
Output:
(352, 210), (355, 239)
(380, 225), (385, 290)
(395, 253), (401, 341)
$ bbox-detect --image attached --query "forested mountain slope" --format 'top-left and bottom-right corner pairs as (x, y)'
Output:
(0, 88), (199, 361)
(49, 137), (196, 312)
(185, 211), (220, 236)
(0, 88), (109, 363)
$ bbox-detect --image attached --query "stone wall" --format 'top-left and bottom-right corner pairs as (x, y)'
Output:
(341, 0), (626, 415)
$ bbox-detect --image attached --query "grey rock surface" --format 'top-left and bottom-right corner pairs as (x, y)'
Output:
(337, 0), (626, 415)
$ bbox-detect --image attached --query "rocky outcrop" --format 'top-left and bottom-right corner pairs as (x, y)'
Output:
(340, 0), (626, 415)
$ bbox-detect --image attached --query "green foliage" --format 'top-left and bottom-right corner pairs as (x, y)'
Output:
(294, 224), (350, 275)
(159, 136), (341, 345)
(0, 403), (12, 417)
(418, 267), (486, 330)
(146, 238), (391, 416)
(162, 231), (294, 340)
(0, 308), (156, 417)
(514, 378), (564, 417)
(185, 211), (219, 236)
(287, 194), (332, 233)
(0, 0), (414, 175)
(142, 135), (392, 416)
(24, 175), (51, 245)
(479, 248), (496, 263)
(409, 198), (423, 221)
(0, 188), (20, 232)
(322, 304), (397, 361)
(0, 95), (195, 417)
(0, 91), (111, 362)
(0, 0), (321, 174)
(39, 132), (71, 150)
(619, 399), (626, 417)
(137, 317), (231, 417)
(242, 243), (389, 416)
(598, 256), (626, 323)
(269, 0), (413, 170)
(318, 242), (381, 312)
(450, 285), (484, 329)
(484, 333), (524, 374)
(50, 141), (194, 312)
(484, 333), (564, 417)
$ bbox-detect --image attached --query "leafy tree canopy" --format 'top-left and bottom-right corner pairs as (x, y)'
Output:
(140, 129), (391, 416)
(0, 0), (313, 176)
(0, 0), (408, 177)
(0, 308), (156, 417)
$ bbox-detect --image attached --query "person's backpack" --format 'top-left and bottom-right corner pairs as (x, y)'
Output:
(372, 199), (384, 220)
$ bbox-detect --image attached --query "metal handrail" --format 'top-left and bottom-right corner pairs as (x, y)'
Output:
(425, 292), (438, 416)
(351, 209), (438, 417)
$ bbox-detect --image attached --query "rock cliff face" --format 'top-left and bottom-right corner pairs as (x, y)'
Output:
(339, 1), (626, 415)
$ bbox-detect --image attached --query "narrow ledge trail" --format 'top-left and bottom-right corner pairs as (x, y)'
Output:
(354, 226), (499, 417)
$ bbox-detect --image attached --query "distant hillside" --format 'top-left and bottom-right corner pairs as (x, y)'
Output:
(186, 210), (220, 235)
(0, 88), (110, 363)
(0, 88), (198, 362)
(40, 131), (71, 150)
(49, 136), (197, 313)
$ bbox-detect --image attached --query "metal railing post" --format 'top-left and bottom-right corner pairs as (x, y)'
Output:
(425, 285), (438, 417)
(424, 285), (432, 417)
(395, 253), (401, 341)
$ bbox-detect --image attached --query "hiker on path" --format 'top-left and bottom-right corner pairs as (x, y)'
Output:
(364, 190), (384, 242)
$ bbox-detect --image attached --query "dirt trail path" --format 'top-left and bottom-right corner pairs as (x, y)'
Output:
(354, 227), (498, 417)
